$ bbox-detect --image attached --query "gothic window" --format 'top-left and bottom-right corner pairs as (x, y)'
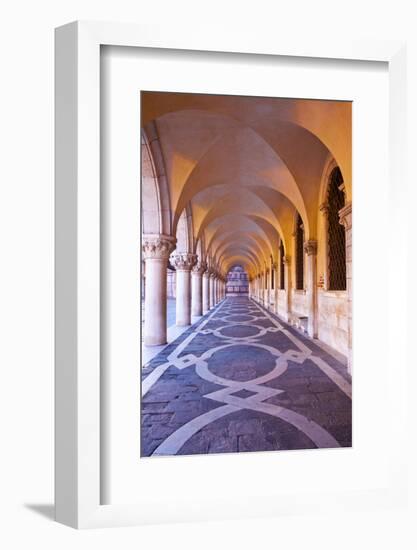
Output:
(279, 241), (285, 289)
(327, 167), (346, 290)
(295, 214), (304, 290)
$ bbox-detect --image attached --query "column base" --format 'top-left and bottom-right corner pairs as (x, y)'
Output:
(144, 337), (167, 347)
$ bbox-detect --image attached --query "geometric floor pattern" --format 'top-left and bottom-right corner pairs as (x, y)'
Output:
(141, 297), (352, 457)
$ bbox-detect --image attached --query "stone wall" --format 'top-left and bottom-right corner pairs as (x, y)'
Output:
(317, 290), (348, 356)
(277, 289), (287, 318)
(291, 290), (308, 317)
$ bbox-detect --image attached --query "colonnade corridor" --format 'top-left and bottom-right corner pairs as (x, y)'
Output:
(141, 296), (352, 457)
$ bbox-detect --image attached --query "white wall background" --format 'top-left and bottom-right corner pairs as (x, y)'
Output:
(0, 0), (416, 548)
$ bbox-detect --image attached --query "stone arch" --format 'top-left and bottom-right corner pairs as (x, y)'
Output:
(141, 124), (172, 236)
(174, 202), (194, 254)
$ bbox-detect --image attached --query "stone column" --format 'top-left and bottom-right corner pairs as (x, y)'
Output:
(283, 256), (292, 323)
(191, 261), (205, 317)
(270, 263), (275, 311)
(319, 202), (329, 289)
(214, 274), (218, 305)
(265, 269), (270, 309)
(214, 277), (219, 306)
(142, 234), (176, 346)
(172, 253), (197, 326)
(274, 262), (279, 315)
(291, 231), (297, 290)
(202, 269), (210, 314)
(339, 202), (352, 374)
(209, 271), (216, 309)
(304, 240), (318, 338)
(259, 272), (263, 304)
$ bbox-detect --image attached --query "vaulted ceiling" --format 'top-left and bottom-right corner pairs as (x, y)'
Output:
(141, 92), (351, 278)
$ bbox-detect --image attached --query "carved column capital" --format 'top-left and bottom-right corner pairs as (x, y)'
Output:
(283, 255), (291, 266)
(172, 253), (197, 272)
(339, 202), (352, 231)
(192, 260), (207, 275)
(304, 239), (318, 256)
(142, 234), (176, 260)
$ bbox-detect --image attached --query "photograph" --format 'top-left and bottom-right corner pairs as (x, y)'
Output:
(140, 91), (352, 457)
(0, 0), (413, 542)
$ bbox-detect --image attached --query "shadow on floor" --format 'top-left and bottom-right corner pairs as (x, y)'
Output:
(24, 503), (55, 521)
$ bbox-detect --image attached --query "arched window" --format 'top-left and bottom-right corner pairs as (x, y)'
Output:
(279, 241), (285, 289)
(295, 214), (304, 290)
(327, 167), (346, 290)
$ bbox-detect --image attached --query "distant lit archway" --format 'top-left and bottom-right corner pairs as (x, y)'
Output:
(226, 265), (249, 295)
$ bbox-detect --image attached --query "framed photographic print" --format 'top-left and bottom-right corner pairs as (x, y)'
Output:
(55, 21), (408, 528)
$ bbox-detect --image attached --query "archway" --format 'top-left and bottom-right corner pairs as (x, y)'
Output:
(226, 265), (249, 296)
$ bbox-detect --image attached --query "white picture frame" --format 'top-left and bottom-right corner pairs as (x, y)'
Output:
(55, 21), (407, 529)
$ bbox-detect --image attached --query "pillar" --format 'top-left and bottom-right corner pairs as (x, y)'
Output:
(291, 231), (297, 291)
(259, 272), (263, 304)
(270, 264), (276, 311)
(173, 253), (197, 326)
(339, 202), (352, 374)
(274, 262), (279, 315)
(304, 240), (318, 338)
(202, 269), (210, 314)
(283, 256), (292, 323)
(191, 261), (205, 317)
(142, 234), (176, 346)
(265, 269), (270, 308)
(209, 272), (216, 309)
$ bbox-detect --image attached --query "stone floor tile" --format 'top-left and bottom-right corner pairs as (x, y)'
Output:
(141, 297), (352, 457)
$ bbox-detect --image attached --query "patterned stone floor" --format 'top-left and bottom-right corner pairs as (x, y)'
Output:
(141, 297), (352, 457)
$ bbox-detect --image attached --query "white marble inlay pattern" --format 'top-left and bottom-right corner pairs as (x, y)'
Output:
(142, 297), (351, 455)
